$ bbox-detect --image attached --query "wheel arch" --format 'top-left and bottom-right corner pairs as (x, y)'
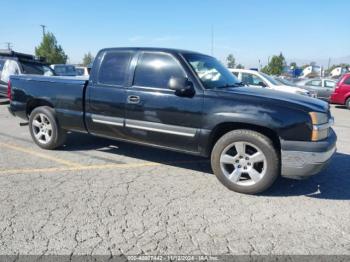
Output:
(207, 122), (281, 155)
(26, 99), (54, 116)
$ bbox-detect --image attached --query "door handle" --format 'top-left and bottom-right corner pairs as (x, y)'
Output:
(127, 95), (140, 104)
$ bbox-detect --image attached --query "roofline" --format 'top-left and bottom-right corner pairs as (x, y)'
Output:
(97, 47), (207, 56)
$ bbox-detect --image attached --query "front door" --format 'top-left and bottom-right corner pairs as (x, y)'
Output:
(124, 52), (203, 153)
(86, 50), (135, 138)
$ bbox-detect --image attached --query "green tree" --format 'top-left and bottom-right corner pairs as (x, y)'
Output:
(261, 53), (286, 75)
(35, 32), (68, 64)
(236, 64), (244, 69)
(226, 54), (236, 68)
(82, 52), (94, 66)
(261, 65), (270, 74)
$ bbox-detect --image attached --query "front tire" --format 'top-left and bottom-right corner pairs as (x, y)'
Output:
(29, 106), (66, 150)
(211, 129), (279, 194)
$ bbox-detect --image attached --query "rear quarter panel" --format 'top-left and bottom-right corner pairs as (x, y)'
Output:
(10, 75), (88, 132)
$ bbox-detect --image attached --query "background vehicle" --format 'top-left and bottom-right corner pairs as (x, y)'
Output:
(0, 50), (54, 97)
(8, 48), (336, 194)
(75, 66), (89, 76)
(229, 69), (311, 96)
(330, 66), (349, 79)
(300, 65), (322, 78)
(330, 73), (350, 109)
(50, 64), (77, 76)
(295, 78), (336, 102)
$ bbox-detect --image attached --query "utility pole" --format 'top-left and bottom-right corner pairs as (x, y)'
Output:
(4, 42), (13, 50)
(40, 24), (46, 36)
(211, 24), (214, 56)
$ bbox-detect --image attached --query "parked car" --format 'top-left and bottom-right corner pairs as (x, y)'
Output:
(0, 50), (54, 97)
(50, 64), (77, 76)
(295, 78), (336, 102)
(75, 66), (90, 76)
(229, 69), (312, 97)
(330, 73), (350, 109)
(273, 76), (317, 98)
(8, 47), (336, 194)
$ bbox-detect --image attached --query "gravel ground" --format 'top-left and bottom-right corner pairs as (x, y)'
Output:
(0, 100), (349, 256)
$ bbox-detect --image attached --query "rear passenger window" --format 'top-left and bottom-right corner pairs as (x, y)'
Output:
(344, 77), (350, 85)
(325, 80), (335, 88)
(98, 51), (133, 86)
(306, 80), (322, 87)
(133, 52), (185, 88)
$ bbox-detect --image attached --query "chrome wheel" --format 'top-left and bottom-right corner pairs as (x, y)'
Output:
(32, 113), (53, 144)
(220, 141), (267, 186)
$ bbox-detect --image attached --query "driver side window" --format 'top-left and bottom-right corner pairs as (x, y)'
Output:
(242, 73), (265, 86)
(134, 52), (185, 89)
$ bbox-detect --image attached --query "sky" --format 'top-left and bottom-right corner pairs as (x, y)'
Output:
(1, 0), (349, 67)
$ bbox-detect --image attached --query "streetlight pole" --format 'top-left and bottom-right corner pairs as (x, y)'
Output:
(211, 24), (214, 56)
(40, 24), (46, 36)
(4, 42), (13, 50)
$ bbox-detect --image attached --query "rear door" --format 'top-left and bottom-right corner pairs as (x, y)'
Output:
(322, 79), (336, 101)
(305, 79), (322, 98)
(124, 51), (203, 153)
(85, 50), (135, 138)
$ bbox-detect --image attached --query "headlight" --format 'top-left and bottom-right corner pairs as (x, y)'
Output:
(309, 112), (333, 141)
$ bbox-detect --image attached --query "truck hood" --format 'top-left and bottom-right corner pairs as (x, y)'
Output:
(216, 86), (329, 113)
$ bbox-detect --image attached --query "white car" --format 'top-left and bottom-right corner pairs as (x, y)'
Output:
(229, 69), (312, 97)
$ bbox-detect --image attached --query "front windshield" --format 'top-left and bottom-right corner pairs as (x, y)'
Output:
(274, 77), (297, 87)
(259, 72), (281, 86)
(183, 53), (241, 89)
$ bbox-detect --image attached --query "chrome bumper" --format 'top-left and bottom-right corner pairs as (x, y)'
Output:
(280, 129), (337, 179)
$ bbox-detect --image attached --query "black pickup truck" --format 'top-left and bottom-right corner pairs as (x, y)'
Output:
(8, 47), (336, 194)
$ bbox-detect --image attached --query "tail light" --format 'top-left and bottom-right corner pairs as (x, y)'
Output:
(7, 81), (12, 101)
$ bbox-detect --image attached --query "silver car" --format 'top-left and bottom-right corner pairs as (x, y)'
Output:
(295, 78), (336, 102)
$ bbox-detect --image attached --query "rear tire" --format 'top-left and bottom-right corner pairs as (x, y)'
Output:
(211, 129), (279, 194)
(346, 98), (350, 110)
(29, 106), (66, 150)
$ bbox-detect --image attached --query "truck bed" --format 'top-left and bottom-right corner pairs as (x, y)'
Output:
(10, 74), (89, 132)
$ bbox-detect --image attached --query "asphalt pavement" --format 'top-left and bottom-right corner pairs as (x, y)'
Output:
(0, 99), (349, 256)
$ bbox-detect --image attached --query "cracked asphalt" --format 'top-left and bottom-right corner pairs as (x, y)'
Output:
(0, 100), (349, 256)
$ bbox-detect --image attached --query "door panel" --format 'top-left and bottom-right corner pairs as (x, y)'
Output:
(85, 51), (135, 138)
(124, 52), (203, 153)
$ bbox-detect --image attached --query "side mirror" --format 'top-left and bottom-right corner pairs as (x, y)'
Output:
(258, 81), (267, 87)
(168, 77), (194, 96)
